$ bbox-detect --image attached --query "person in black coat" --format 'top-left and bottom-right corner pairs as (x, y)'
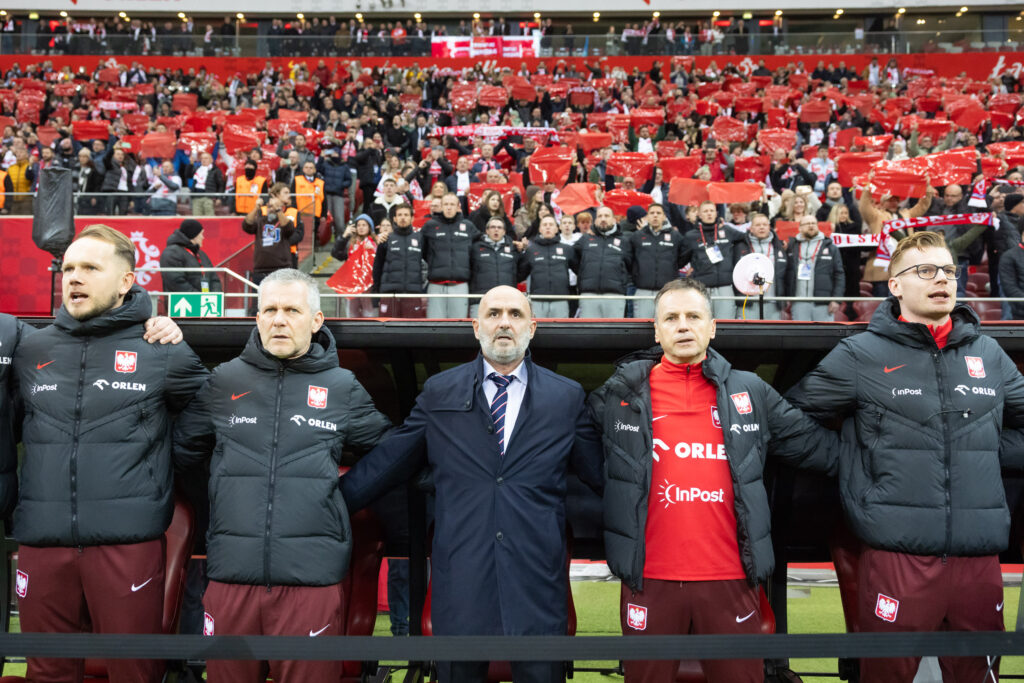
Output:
(353, 138), (383, 214)
(340, 285), (603, 683)
(469, 218), (523, 317)
(74, 147), (103, 216)
(159, 219), (224, 294)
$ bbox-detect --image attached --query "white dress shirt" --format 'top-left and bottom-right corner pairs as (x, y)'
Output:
(482, 357), (529, 450)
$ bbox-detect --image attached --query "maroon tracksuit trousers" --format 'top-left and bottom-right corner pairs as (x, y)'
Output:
(620, 578), (763, 683)
(202, 580), (345, 683)
(858, 548), (1004, 683)
(17, 539), (166, 683)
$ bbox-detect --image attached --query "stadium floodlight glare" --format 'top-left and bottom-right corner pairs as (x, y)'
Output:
(118, 11), (126, 17)
(59, 10), (67, 17)
(236, 12), (244, 19)
(775, 10), (783, 16)
(959, 5), (968, 11)
(296, 12), (304, 19)
(177, 12), (186, 18)
(897, 7), (906, 13)
(414, 12), (421, 20)
(592, 11), (600, 21)
(473, 12), (480, 19)
(712, 11), (720, 17)
(836, 8), (844, 14)
(917, 18), (925, 24)
(534, 12), (541, 19)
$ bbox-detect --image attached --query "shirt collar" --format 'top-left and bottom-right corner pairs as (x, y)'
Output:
(482, 356), (529, 387)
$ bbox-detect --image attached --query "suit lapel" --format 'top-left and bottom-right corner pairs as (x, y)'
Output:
(500, 360), (533, 463)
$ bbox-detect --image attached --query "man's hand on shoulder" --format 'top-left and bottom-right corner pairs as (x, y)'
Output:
(144, 317), (183, 345)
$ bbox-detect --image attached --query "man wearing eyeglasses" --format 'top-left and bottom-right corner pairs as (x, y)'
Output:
(786, 230), (1024, 682)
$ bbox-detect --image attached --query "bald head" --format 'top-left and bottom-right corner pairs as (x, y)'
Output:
(473, 286), (536, 371)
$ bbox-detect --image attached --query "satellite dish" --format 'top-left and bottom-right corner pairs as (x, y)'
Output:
(732, 253), (775, 296)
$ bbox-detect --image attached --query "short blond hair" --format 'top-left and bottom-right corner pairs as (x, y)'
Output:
(74, 225), (135, 270)
(889, 231), (950, 275)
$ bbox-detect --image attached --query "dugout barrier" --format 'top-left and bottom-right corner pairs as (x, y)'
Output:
(5, 319), (1024, 675)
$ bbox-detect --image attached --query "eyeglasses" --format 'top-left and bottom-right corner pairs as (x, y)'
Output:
(893, 263), (961, 280)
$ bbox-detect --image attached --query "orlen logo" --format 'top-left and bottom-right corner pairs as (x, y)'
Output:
(652, 439), (727, 462)
(955, 384), (995, 396)
(891, 387), (922, 398)
(308, 385), (328, 409)
(228, 414), (257, 426)
(114, 350), (137, 373)
(290, 414), (338, 432)
(614, 420), (640, 433)
(656, 480), (726, 507)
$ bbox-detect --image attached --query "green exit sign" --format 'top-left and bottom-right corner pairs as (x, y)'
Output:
(168, 292), (224, 318)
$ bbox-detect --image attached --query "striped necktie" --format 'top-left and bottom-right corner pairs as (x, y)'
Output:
(488, 373), (514, 454)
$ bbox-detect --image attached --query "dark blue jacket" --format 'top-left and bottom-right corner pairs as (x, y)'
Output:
(317, 157), (353, 196)
(340, 354), (603, 636)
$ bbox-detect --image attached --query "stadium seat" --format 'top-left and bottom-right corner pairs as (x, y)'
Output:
(340, 507), (387, 682)
(968, 273), (990, 292)
(0, 492), (194, 683)
(853, 300), (881, 320)
(337, 466), (387, 682)
(419, 528), (577, 682)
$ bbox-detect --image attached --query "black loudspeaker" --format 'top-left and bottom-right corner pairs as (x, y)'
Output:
(32, 167), (75, 259)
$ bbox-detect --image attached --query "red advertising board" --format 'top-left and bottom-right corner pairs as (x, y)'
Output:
(0, 217), (253, 316)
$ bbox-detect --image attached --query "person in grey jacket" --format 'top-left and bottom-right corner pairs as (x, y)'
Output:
(12, 225), (206, 683)
(787, 230), (1024, 683)
(784, 215), (844, 321)
(588, 278), (838, 683)
(173, 269), (391, 683)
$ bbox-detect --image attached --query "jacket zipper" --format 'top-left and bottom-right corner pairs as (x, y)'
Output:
(70, 340), (89, 548)
(263, 366), (285, 590)
(933, 349), (953, 558)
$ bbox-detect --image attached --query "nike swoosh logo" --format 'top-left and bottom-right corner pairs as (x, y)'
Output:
(883, 365), (906, 373)
(131, 578), (153, 592)
(620, 401), (630, 407)
(997, 602), (1004, 611)
(36, 360), (55, 369)
(309, 624), (330, 637)
(231, 392), (251, 401)
(652, 416), (668, 421)
(736, 610), (756, 623)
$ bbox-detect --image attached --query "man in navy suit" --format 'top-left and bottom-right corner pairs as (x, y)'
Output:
(341, 285), (603, 683)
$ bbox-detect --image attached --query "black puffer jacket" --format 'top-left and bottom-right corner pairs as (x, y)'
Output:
(371, 225), (425, 294)
(173, 327), (391, 586)
(470, 237), (522, 294)
(786, 299), (1024, 556)
(680, 222), (741, 288)
(0, 314), (24, 519)
(588, 346), (837, 591)
(12, 286), (208, 547)
(517, 236), (579, 296)
(629, 226), (685, 290)
(574, 228), (635, 294)
(159, 229), (224, 294)
(998, 242), (1024, 320)
(421, 212), (479, 283)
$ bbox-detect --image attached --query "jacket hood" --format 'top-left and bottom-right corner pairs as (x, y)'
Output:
(55, 284), (152, 337)
(240, 325), (340, 373)
(533, 235), (560, 246)
(867, 297), (980, 349)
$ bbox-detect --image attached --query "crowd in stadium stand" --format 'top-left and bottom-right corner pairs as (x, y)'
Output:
(11, 15), (795, 58)
(2, 55), (1024, 320)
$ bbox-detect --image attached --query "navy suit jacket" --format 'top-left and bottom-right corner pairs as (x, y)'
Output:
(340, 353), (603, 635)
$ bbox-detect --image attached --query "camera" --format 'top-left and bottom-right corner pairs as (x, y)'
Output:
(265, 212), (279, 225)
